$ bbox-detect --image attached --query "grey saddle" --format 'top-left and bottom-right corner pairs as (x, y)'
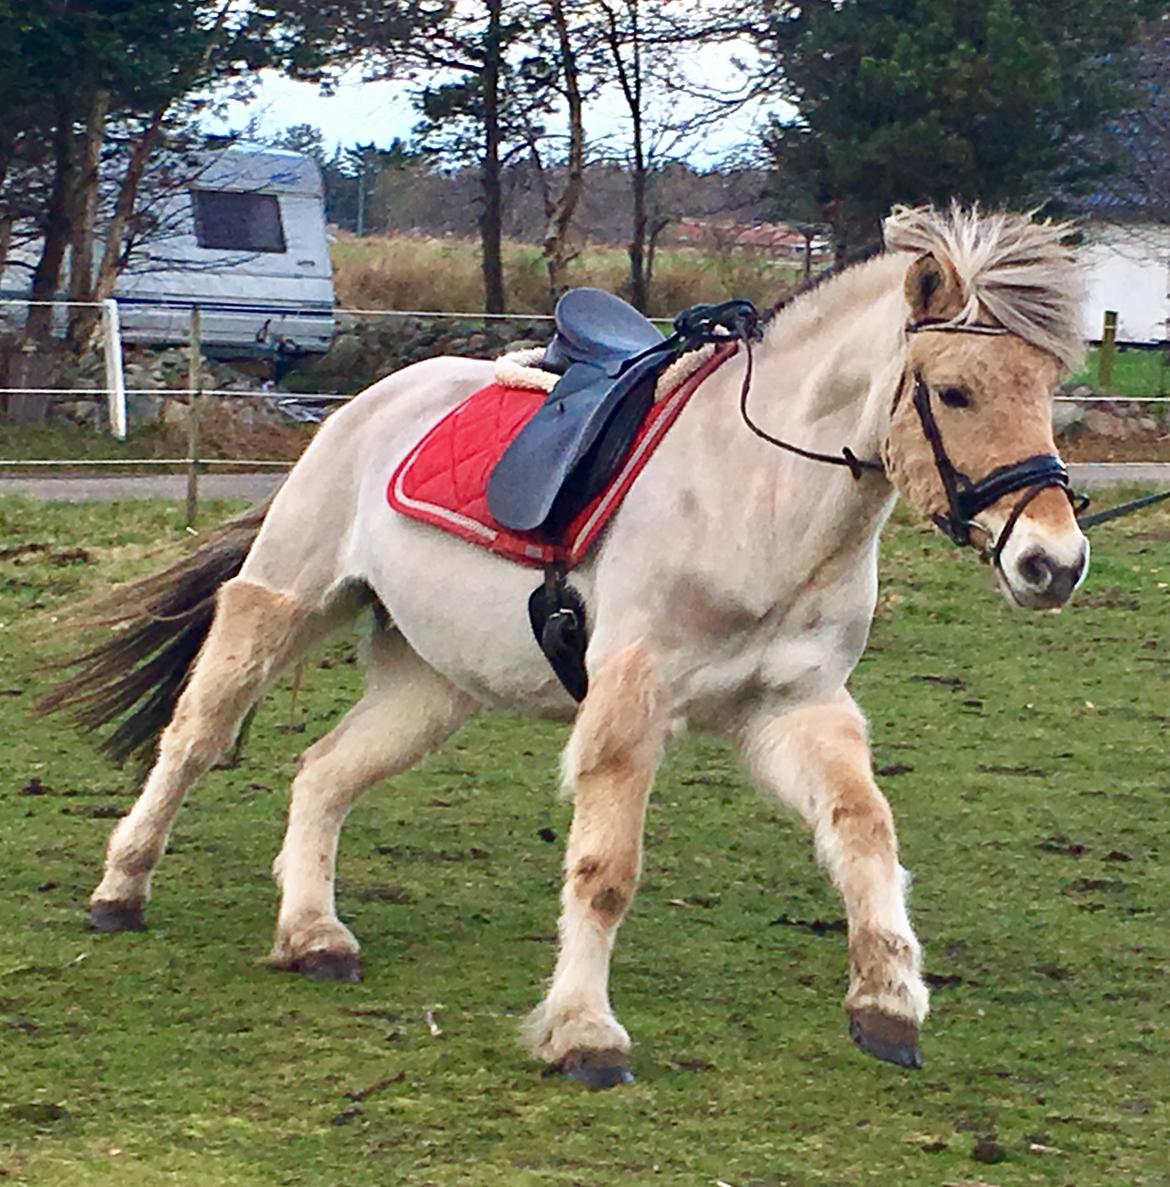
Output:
(485, 290), (758, 702)
(486, 288), (676, 535)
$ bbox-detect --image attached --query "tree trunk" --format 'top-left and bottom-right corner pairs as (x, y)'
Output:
(93, 105), (166, 303)
(16, 105), (77, 422)
(627, 126), (648, 311)
(480, 0), (506, 314)
(67, 88), (110, 348)
(25, 112), (77, 344)
(0, 215), (11, 282)
(605, 0), (650, 312)
(540, 0), (585, 304)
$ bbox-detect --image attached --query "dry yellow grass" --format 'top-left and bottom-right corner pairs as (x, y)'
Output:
(330, 231), (804, 317)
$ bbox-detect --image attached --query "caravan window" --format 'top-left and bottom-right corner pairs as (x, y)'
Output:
(190, 190), (286, 253)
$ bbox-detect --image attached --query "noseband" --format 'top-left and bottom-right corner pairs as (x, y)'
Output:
(736, 307), (1084, 565)
(905, 320), (1083, 564)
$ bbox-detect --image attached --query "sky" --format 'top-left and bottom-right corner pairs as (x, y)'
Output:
(212, 38), (780, 167)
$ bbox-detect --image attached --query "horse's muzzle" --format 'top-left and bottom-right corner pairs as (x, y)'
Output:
(1001, 538), (1088, 609)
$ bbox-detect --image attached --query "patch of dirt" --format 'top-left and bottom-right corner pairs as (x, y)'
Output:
(768, 914), (846, 935)
(1060, 431), (1170, 463)
(1077, 586), (1141, 610)
(355, 885), (413, 904)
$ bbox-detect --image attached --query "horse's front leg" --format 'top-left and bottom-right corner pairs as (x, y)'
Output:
(741, 691), (929, 1068)
(524, 640), (666, 1089)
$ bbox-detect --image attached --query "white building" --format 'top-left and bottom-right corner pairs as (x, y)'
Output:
(1079, 221), (1170, 344)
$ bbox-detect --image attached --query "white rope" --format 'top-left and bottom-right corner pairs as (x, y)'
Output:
(0, 458), (293, 468)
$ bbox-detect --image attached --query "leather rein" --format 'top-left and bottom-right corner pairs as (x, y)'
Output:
(733, 305), (1085, 566)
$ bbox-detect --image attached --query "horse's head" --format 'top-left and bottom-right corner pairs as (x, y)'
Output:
(880, 209), (1088, 610)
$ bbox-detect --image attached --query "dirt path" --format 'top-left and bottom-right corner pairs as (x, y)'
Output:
(1, 463), (1168, 503)
(0, 471), (287, 502)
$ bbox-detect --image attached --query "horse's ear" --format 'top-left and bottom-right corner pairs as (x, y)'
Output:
(904, 253), (963, 322)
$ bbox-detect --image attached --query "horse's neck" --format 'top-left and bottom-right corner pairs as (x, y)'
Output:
(739, 258), (908, 551)
(760, 254), (908, 461)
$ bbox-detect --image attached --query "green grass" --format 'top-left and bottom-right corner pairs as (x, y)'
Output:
(0, 423), (179, 463)
(0, 417), (311, 467)
(3, 495), (1170, 1185)
(1070, 346), (1170, 397)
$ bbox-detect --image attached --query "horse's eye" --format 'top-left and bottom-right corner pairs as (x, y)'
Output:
(939, 387), (971, 409)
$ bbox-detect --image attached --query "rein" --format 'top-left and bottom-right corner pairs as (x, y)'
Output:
(734, 307), (1084, 563)
(734, 305), (884, 481)
(734, 304), (1166, 553)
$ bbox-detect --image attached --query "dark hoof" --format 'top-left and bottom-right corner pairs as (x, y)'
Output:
(87, 901), (146, 933)
(558, 1049), (635, 1090)
(293, 950), (363, 983)
(848, 1009), (923, 1069)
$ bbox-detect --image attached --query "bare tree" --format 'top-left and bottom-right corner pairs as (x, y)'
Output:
(592, 0), (764, 310)
(522, 0), (589, 302)
(1076, 17), (1170, 242)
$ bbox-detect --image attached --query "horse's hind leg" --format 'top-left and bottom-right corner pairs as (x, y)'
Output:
(89, 578), (321, 931)
(268, 626), (477, 981)
(740, 692), (929, 1068)
(524, 641), (666, 1088)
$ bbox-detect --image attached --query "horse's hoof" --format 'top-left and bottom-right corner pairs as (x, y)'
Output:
(294, 950), (363, 983)
(848, 1009), (923, 1069)
(87, 900), (146, 933)
(558, 1049), (635, 1089)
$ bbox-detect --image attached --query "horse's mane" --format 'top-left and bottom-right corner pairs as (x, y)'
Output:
(883, 204), (1085, 371)
(764, 205), (1085, 372)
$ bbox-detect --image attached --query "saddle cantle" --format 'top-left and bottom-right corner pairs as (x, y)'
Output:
(543, 286), (666, 373)
(488, 289), (676, 534)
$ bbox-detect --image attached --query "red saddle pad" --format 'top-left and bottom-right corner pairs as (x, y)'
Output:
(387, 342), (735, 569)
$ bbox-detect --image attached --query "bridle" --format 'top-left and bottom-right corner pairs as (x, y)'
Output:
(904, 319), (1085, 565)
(735, 306), (1086, 567)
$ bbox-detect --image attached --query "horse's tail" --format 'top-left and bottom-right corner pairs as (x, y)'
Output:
(37, 496), (273, 764)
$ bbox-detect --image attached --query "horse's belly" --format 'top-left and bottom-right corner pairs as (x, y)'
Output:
(361, 511), (585, 719)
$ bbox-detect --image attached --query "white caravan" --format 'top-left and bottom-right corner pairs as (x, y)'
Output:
(1, 145), (335, 356)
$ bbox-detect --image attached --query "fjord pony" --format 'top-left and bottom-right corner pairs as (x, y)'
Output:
(54, 206), (1087, 1086)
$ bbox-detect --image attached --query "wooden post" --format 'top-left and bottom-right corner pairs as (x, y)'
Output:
(100, 299), (127, 439)
(1098, 310), (1117, 389)
(185, 306), (202, 528)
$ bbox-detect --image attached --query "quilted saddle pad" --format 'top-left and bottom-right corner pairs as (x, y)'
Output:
(387, 342), (735, 569)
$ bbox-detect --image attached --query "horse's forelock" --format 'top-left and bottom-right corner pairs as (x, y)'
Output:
(883, 204), (1086, 372)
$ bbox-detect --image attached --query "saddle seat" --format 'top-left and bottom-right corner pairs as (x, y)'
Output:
(542, 286), (665, 374)
(487, 288), (674, 535)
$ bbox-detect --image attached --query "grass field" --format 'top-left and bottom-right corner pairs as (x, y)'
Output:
(2, 495), (1170, 1186)
(330, 233), (805, 320)
(1070, 347), (1170, 398)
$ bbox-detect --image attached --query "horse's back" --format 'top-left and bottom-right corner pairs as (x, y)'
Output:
(240, 356), (495, 600)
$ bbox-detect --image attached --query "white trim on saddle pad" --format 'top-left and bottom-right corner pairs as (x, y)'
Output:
(493, 341), (719, 402)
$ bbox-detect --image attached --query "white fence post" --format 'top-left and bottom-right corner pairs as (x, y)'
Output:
(100, 298), (127, 440)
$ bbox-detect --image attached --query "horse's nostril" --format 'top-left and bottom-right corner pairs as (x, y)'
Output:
(1017, 548), (1053, 590)
(1015, 545), (1086, 603)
